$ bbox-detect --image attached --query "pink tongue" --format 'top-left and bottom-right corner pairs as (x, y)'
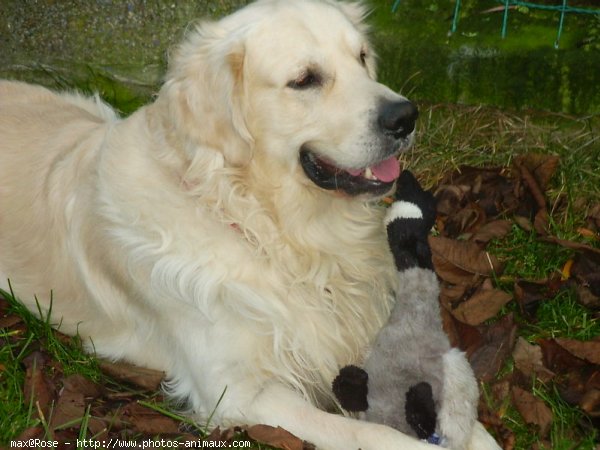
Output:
(371, 156), (400, 182)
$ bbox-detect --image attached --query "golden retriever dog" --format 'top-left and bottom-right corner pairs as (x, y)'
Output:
(0, 1), (501, 449)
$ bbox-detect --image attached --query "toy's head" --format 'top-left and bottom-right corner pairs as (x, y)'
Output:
(385, 170), (436, 271)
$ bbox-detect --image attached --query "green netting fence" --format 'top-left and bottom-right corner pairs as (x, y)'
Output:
(391, 0), (600, 48)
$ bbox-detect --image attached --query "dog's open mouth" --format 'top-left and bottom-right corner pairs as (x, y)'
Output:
(299, 147), (401, 196)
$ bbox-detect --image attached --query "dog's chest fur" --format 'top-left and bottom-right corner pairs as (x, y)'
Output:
(99, 110), (399, 405)
(217, 195), (398, 403)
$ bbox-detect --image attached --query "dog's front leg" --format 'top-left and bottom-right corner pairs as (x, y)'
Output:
(241, 383), (440, 450)
(147, 297), (437, 450)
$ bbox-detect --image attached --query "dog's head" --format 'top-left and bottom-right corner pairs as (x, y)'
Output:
(161, 0), (417, 198)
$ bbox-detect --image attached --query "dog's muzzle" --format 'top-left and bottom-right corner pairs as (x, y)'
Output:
(299, 100), (418, 197)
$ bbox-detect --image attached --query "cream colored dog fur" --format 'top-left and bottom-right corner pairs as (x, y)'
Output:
(0, 1), (500, 449)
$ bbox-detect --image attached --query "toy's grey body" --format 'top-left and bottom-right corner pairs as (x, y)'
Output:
(364, 267), (479, 449)
(364, 267), (446, 429)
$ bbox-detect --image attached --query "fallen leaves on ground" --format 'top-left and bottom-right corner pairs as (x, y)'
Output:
(433, 154), (600, 448)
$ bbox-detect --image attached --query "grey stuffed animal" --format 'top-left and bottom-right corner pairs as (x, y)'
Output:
(333, 171), (479, 449)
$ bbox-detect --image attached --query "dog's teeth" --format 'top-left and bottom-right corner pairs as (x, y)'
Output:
(364, 167), (376, 180)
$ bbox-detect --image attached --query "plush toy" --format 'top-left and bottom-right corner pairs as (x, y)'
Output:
(332, 171), (479, 449)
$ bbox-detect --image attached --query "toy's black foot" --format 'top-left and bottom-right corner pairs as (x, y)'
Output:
(405, 382), (437, 440)
(332, 365), (369, 412)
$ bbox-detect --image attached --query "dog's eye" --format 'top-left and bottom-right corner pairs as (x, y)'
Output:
(287, 71), (321, 90)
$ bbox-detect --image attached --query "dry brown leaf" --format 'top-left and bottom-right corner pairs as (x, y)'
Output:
(122, 402), (180, 434)
(204, 426), (223, 442)
(587, 203), (600, 231)
(22, 351), (55, 420)
(451, 286), (512, 326)
(469, 314), (517, 382)
(86, 416), (110, 441)
(54, 429), (79, 448)
(63, 373), (103, 398)
(537, 339), (600, 415)
(471, 219), (512, 245)
(246, 424), (304, 450)
(432, 258), (478, 286)
(50, 383), (85, 430)
(515, 162), (547, 212)
(555, 337), (600, 365)
(542, 237), (600, 256)
(533, 209), (549, 236)
(579, 388), (600, 418)
(511, 386), (553, 437)
(490, 380), (511, 409)
(514, 278), (562, 319)
(575, 284), (600, 309)
(440, 284), (468, 309)
(443, 203), (487, 238)
(450, 313), (484, 357)
(578, 228), (598, 239)
(430, 236), (503, 282)
(0, 312), (22, 328)
(16, 426), (44, 442)
(514, 154), (560, 191)
(49, 375), (103, 432)
(434, 184), (469, 216)
(580, 389), (600, 418)
(539, 339), (588, 374)
(559, 369), (600, 413)
(436, 166), (515, 220)
(99, 360), (165, 391)
(572, 251), (600, 296)
(514, 215), (534, 232)
(512, 337), (555, 383)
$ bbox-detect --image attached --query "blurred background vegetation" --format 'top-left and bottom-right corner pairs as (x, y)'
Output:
(2, 0), (599, 114)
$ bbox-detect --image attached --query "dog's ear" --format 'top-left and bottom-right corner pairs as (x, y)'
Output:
(158, 21), (253, 167)
(335, 1), (378, 79)
(336, 1), (370, 31)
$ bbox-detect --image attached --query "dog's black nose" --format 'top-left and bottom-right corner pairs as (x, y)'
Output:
(378, 100), (419, 139)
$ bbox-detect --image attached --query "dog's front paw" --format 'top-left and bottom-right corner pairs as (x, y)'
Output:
(385, 171), (436, 271)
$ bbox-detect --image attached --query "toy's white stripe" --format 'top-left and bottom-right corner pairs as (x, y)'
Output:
(384, 201), (422, 226)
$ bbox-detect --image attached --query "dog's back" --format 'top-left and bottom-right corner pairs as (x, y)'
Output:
(0, 81), (116, 323)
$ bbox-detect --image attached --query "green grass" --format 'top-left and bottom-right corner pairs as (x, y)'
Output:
(490, 225), (573, 280)
(0, 328), (30, 441)
(0, 285), (102, 443)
